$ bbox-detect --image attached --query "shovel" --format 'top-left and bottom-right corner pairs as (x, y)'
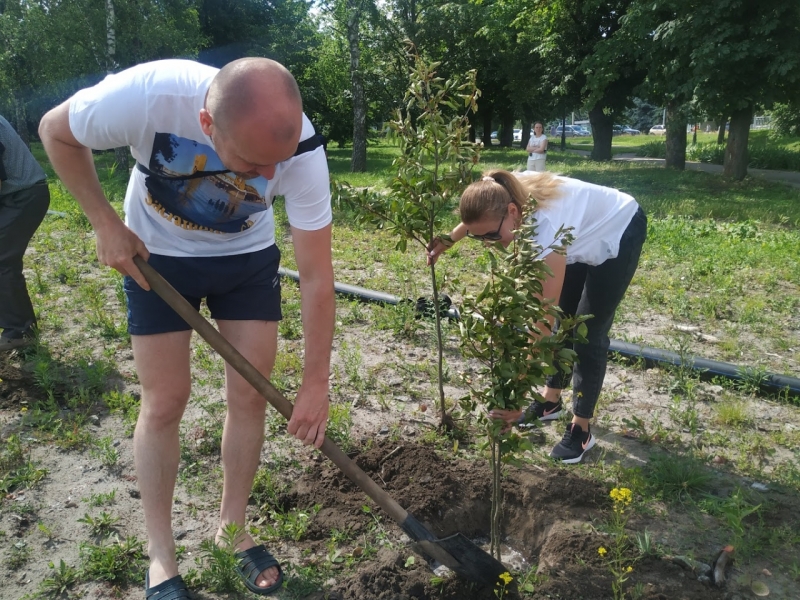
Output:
(132, 256), (509, 588)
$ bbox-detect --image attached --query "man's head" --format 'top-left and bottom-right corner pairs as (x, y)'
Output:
(200, 58), (303, 179)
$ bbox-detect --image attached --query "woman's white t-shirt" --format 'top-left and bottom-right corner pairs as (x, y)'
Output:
(528, 134), (547, 158)
(521, 172), (639, 266)
(69, 59), (331, 257)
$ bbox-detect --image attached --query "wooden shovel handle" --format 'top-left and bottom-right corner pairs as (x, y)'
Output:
(132, 255), (411, 527)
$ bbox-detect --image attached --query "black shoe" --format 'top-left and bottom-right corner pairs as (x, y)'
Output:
(517, 399), (564, 427)
(549, 422), (596, 464)
(0, 331), (33, 352)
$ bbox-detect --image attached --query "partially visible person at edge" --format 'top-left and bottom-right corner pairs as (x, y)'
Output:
(39, 58), (334, 598)
(0, 114), (50, 352)
(426, 169), (646, 464)
(526, 122), (548, 172)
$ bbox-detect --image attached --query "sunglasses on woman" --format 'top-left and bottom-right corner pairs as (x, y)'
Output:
(466, 213), (506, 241)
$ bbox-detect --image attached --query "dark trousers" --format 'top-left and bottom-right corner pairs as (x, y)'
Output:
(0, 182), (50, 337)
(546, 207), (647, 418)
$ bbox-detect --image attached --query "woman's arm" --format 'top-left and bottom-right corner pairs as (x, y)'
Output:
(534, 251), (566, 336)
(426, 222), (468, 265)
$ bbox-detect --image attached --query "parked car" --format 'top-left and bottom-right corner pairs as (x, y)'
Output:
(621, 126), (640, 135)
(573, 125), (591, 136)
(490, 131), (498, 140)
(550, 125), (589, 137)
(513, 128), (522, 142)
(649, 124), (666, 135)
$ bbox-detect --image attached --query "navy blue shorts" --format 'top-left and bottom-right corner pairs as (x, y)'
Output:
(124, 246), (282, 335)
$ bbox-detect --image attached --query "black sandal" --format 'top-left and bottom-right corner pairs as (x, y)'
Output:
(234, 545), (284, 595)
(145, 571), (191, 599)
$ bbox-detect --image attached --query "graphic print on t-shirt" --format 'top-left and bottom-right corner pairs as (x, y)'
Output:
(145, 133), (270, 233)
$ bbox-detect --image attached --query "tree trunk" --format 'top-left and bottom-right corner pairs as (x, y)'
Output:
(13, 95), (30, 148)
(499, 114), (514, 148)
(347, 4), (367, 172)
(481, 109), (493, 147)
(717, 116), (727, 145)
(520, 119), (531, 149)
(724, 106), (752, 180)
(589, 105), (613, 161)
(665, 103), (687, 170)
(106, 0), (128, 172)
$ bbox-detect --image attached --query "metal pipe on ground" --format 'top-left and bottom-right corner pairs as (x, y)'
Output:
(278, 268), (800, 399)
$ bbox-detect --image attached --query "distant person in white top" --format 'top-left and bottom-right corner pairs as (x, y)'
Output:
(526, 121), (548, 171)
(427, 169), (646, 464)
(39, 58), (335, 598)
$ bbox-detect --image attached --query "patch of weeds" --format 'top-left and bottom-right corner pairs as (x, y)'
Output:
(37, 559), (79, 598)
(327, 402), (355, 452)
(77, 511), (119, 537)
(79, 535), (146, 585)
(271, 349), (303, 394)
(699, 487), (761, 546)
(634, 529), (659, 558)
(0, 435), (47, 494)
(185, 522), (244, 593)
(644, 454), (713, 502)
(251, 464), (289, 509)
(282, 562), (328, 599)
(736, 365), (769, 395)
(37, 521), (57, 542)
(182, 397), (225, 459)
(260, 505), (320, 542)
(714, 399), (751, 428)
(91, 436), (120, 468)
(6, 541), (32, 569)
(103, 390), (140, 435)
(371, 302), (423, 340)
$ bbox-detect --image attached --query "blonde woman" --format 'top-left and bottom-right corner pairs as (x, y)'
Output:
(526, 122), (548, 171)
(427, 169), (646, 463)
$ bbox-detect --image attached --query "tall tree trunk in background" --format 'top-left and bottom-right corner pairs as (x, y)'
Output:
(499, 113), (514, 147)
(724, 106), (752, 180)
(665, 102), (687, 170)
(520, 119), (531, 149)
(717, 116), (727, 145)
(13, 95), (30, 148)
(589, 105), (613, 161)
(347, 2), (367, 172)
(481, 108), (493, 147)
(106, 0), (129, 172)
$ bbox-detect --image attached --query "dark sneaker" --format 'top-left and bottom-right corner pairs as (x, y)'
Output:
(517, 399), (564, 426)
(0, 333), (32, 352)
(549, 422), (596, 464)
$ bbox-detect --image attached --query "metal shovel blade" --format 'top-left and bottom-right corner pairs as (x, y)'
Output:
(401, 514), (509, 588)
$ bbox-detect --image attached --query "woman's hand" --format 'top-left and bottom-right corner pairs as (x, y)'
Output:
(488, 407), (524, 434)
(426, 234), (454, 266)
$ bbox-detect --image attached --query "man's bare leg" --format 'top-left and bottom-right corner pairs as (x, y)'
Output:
(215, 319), (279, 589)
(132, 331), (192, 588)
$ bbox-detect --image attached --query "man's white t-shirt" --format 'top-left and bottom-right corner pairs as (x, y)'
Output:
(521, 172), (639, 266)
(69, 59), (332, 257)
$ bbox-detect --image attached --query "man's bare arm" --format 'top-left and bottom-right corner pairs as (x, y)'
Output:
(39, 101), (150, 288)
(287, 223), (335, 448)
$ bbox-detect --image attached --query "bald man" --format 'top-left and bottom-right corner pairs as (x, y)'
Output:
(39, 58), (334, 597)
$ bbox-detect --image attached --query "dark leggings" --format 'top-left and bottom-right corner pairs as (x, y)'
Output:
(545, 207), (647, 418)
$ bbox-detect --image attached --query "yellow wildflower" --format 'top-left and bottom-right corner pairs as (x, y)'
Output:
(626, 566), (633, 573)
(609, 487), (633, 506)
(499, 572), (513, 585)
(598, 547), (607, 557)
